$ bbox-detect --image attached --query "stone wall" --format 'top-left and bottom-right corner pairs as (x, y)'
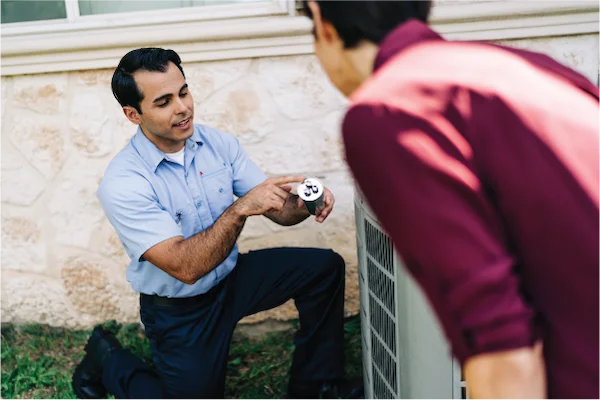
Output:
(1, 54), (354, 328)
(2, 33), (598, 328)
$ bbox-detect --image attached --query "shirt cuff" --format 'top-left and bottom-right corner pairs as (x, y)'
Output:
(462, 315), (537, 361)
(131, 233), (183, 263)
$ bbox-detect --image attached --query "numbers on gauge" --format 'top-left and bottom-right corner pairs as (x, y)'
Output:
(303, 182), (319, 197)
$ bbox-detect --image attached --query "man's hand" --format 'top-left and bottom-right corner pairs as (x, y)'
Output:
(297, 186), (335, 223)
(464, 341), (546, 399)
(235, 176), (304, 217)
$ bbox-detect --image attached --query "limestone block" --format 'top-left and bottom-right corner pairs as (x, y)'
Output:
(8, 118), (67, 179)
(69, 90), (113, 158)
(1, 209), (46, 273)
(239, 227), (311, 253)
(115, 289), (141, 324)
(256, 55), (348, 120)
(89, 218), (131, 273)
(77, 69), (113, 87)
(60, 256), (120, 321)
(78, 69), (138, 154)
(2, 76), (12, 120)
(60, 254), (140, 326)
(47, 158), (107, 248)
(241, 300), (297, 324)
(496, 35), (599, 84)
(244, 111), (346, 175)
(186, 59), (252, 103)
(73, 73), (134, 156)
(1, 272), (80, 328)
(70, 219), (139, 323)
(109, 107), (137, 152)
(195, 78), (275, 145)
(13, 73), (68, 114)
(239, 215), (276, 241)
(1, 143), (47, 206)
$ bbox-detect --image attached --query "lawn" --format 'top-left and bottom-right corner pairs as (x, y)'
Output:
(1, 317), (363, 399)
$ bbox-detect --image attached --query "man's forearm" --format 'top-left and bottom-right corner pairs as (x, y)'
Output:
(173, 202), (247, 284)
(464, 342), (546, 399)
(265, 194), (310, 226)
(144, 176), (307, 284)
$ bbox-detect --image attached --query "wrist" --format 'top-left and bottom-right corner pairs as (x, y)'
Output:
(230, 200), (250, 219)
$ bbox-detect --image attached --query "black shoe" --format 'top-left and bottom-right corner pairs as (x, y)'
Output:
(72, 326), (123, 399)
(288, 377), (364, 399)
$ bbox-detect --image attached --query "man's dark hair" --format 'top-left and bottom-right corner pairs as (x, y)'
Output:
(111, 48), (185, 114)
(303, 1), (432, 48)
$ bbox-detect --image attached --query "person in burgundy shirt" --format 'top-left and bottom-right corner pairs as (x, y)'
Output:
(304, 1), (599, 398)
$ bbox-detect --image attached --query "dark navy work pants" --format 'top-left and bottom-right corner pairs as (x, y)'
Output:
(102, 247), (346, 398)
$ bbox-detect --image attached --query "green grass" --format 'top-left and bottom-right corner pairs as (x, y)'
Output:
(1, 317), (363, 399)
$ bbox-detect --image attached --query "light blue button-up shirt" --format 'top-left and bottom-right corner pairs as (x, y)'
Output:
(97, 124), (267, 297)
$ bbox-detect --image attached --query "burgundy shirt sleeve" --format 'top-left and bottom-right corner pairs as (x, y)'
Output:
(343, 103), (536, 362)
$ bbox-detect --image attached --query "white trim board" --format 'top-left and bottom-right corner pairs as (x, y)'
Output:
(1, 1), (598, 76)
(433, 1), (599, 41)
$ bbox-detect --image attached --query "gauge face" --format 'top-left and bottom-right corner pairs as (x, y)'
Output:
(298, 178), (324, 201)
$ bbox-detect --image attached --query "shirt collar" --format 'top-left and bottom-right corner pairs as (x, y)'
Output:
(373, 19), (443, 72)
(132, 125), (204, 172)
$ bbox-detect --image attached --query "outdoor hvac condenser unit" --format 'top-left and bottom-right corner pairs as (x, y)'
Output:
(354, 189), (467, 399)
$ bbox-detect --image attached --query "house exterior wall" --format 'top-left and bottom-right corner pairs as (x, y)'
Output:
(1, 5), (598, 328)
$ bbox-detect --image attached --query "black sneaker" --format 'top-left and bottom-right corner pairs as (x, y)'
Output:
(71, 326), (123, 399)
(288, 377), (365, 399)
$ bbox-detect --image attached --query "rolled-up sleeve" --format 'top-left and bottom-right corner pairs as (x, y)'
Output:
(97, 173), (183, 263)
(343, 103), (536, 361)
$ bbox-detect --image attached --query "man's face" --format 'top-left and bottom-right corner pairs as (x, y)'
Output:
(127, 61), (194, 152)
(313, 32), (349, 95)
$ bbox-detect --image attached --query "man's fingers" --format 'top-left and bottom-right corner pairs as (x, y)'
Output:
(316, 210), (328, 223)
(272, 186), (291, 201)
(268, 175), (305, 186)
(323, 192), (332, 205)
(325, 189), (335, 206)
(266, 196), (285, 212)
(320, 192), (334, 213)
(280, 184), (293, 192)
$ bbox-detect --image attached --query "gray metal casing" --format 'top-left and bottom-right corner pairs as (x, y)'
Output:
(354, 189), (465, 399)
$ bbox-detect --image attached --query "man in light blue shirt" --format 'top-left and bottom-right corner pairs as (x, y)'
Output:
(71, 48), (363, 399)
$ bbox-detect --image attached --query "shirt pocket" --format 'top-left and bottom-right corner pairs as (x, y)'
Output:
(202, 166), (234, 217)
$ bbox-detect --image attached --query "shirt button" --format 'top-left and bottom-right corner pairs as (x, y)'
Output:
(219, 188), (224, 193)
(196, 200), (202, 207)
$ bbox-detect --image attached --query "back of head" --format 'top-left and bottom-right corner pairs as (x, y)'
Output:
(303, 1), (432, 48)
(112, 47), (185, 114)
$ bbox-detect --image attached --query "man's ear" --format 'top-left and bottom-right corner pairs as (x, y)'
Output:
(123, 106), (141, 125)
(307, 1), (340, 45)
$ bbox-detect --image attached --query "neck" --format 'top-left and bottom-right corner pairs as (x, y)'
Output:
(140, 125), (185, 154)
(346, 41), (380, 89)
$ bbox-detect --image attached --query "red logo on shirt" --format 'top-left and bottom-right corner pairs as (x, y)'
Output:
(200, 171), (203, 176)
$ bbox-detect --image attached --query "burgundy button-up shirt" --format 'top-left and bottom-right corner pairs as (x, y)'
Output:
(343, 20), (599, 398)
